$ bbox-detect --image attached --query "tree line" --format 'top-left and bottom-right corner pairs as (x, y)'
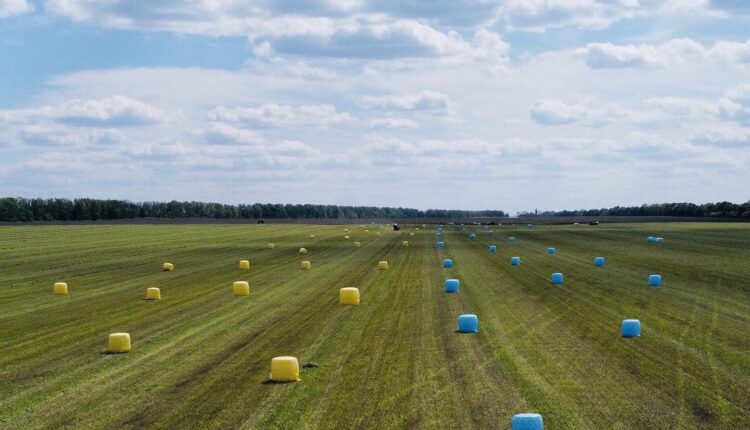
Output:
(518, 201), (750, 218)
(0, 197), (508, 222)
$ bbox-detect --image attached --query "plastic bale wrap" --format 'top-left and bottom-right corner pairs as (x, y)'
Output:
(108, 333), (131, 353)
(550, 272), (564, 285)
(442, 259), (454, 268)
(508, 236), (516, 243)
(339, 287), (360, 305)
(146, 287), (161, 300)
(239, 260), (250, 270)
(233, 281), (250, 296)
(267, 243), (275, 249)
(409, 232), (415, 237)
(594, 257), (606, 267)
(378, 261), (389, 270)
(457, 314), (479, 333)
(299, 248), (308, 254)
(344, 235), (350, 240)
(511, 256), (521, 266)
(647, 236), (657, 243)
(163, 263), (174, 271)
(469, 233), (477, 240)
(301, 261), (311, 270)
(402, 241), (409, 247)
(547, 247), (556, 255)
(648, 274), (662, 287)
(53, 282), (68, 295)
(444, 279), (460, 293)
(489, 245), (497, 253)
(354, 241), (361, 248)
(621, 319), (641, 338)
(512, 413), (544, 430)
(310, 234), (316, 239)
(269, 356), (301, 382)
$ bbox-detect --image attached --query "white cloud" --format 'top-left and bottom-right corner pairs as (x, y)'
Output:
(579, 38), (750, 69)
(0, 0), (32, 18)
(497, 0), (643, 32)
(361, 90), (450, 111)
(207, 103), (354, 128)
(370, 118), (418, 129)
(691, 126), (750, 147)
(529, 99), (589, 125)
(0, 95), (168, 127)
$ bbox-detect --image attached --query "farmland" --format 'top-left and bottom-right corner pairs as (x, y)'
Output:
(1, 223), (748, 429)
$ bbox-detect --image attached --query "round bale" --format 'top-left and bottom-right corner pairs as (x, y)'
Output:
(53, 282), (68, 295)
(108, 333), (131, 353)
(145, 287), (161, 300)
(444, 279), (460, 293)
(269, 356), (300, 382)
(339, 287), (360, 305)
(457, 314), (478, 333)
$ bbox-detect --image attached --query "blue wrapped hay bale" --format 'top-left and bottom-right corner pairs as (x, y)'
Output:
(442, 259), (453, 268)
(656, 237), (664, 243)
(512, 413), (544, 430)
(436, 241), (445, 249)
(527, 224), (534, 228)
(457, 314), (478, 333)
(547, 247), (556, 255)
(621, 319), (641, 338)
(489, 245), (497, 253)
(648, 274), (662, 287)
(511, 256), (521, 266)
(508, 236), (516, 243)
(550, 272), (564, 285)
(444, 279), (460, 293)
(647, 236), (658, 243)
(469, 233), (477, 240)
(594, 257), (605, 267)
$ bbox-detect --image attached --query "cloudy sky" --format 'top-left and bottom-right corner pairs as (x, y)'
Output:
(1, 0), (749, 213)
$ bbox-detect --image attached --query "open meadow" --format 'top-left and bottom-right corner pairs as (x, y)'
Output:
(1, 222), (748, 429)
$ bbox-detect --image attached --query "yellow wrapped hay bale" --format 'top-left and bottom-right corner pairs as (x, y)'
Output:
(301, 261), (311, 270)
(354, 241), (361, 248)
(344, 228), (349, 232)
(269, 356), (300, 382)
(365, 229), (370, 233)
(239, 260), (250, 270)
(267, 243), (275, 249)
(378, 261), (389, 270)
(409, 232), (415, 236)
(299, 248), (308, 254)
(233, 281), (250, 296)
(309, 234), (316, 239)
(163, 263), (174, 272)
(344, 235), (350, 240)
(339, 287), (360, 305)
(108, 333), (131, 353)
(145, 287), (161, 300)
(53, 282), (68, 295)
(402, 241), (409, 247)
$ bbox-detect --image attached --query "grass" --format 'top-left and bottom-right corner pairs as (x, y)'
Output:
(0, 222), (748, 429)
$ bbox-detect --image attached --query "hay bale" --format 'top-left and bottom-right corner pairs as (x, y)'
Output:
(648, 274), (662, 287)
(309, 234), (316, 239)
(547, 247), (556, 255)
(409, 232), (415, 237)
(656, 237), (664, 243)
(299, 248), (308, 254)
(344, 235), (350, 240)
(267, 243), (275, 249)
(339, 287), (360, 305)
(469, 233), (477, 240)
(457, 314), (478, 333)
(594, 257), (605, 267)
(442, 259), (453, 268)
(511, 256), (521, 266)
(437, 241), (445, 249)
(508, 236), (516, 243)
(301, 261), (311, 270)
(378, 261), (389, 270)
(647, 236), (657, 243)
(344, 228), (349, 232)
(269, 356), (300, 382)
(621, 319), (641, 338)
(512, 413), (544, 430)
(163, 263), (174, 271)
(402, 240), (409, 247)
(53, 282), (68, 295)
(354, 241), (361, 248)
(108, 333), (131, 353)
(444, 279), (460, 293)
(239, 260), (250, 270)
(233, 281), (250, 296)
(489, 245), (497, 253)
(550, 272), (564, 285)
(146, 287), (161, 300)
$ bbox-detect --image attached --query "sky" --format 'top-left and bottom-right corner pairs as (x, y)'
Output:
(1, 1), (749, 214)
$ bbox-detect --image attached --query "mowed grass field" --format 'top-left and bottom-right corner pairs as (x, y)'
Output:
(1, 222), (749, 429)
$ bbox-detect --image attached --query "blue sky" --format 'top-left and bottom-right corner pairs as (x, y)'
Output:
(1, 1), (749, 213)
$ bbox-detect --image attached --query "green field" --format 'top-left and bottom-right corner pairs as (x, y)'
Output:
(1, 223), (749, 429)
